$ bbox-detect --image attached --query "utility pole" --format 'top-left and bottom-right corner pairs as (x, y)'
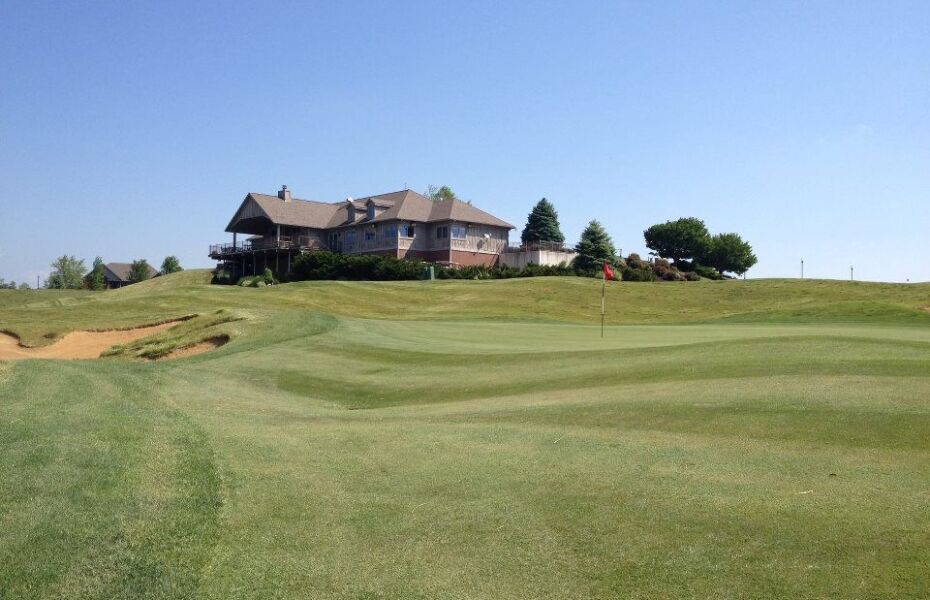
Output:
(850, 266), (854, 281)
(801, 259), (804, 279)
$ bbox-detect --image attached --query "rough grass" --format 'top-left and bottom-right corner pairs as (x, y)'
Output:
(1, 273), (929, 598)
(101, 310), (243, 360)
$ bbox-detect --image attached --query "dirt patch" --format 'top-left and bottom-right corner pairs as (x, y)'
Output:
(0, 322), (180, 361)
(157, 336), (229, 361)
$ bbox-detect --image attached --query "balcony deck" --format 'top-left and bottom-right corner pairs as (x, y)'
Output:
(209, 236), (325, 259)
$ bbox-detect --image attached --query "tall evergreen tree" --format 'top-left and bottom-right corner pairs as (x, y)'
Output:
(520, 198), (565, 245)
(573, 220), (617, 273)
(84, 256), (106, 290)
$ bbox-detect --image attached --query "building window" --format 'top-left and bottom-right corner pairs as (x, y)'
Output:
(365, 229), (376, 241)
(437, 225), (449, 239)
(400, 224), (416, 238)
(345, 230), (357, 246)
(451, 225), (467, 239)
(383, 225), (397, 238)
(367, 204), (375, 219)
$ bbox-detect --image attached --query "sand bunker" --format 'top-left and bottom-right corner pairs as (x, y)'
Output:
(0, 322), (178, 361)
(158, 336), (229, 361)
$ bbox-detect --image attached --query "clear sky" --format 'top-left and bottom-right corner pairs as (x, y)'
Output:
(1, 1), (928, 285)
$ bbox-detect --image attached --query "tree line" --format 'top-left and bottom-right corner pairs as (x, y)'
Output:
(39, 255), (184, 290)
(419, 186), (757, 279)
(518, 198), (757, 279)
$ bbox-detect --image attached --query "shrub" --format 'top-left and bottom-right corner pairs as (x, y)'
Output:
(212, 269), (234, 285)
(685, 271), (701, 281)
(626, 253), (645, 270)
(621, 266), (657, 282)
(694, 264), (723, 280)
(661, 269), (685, 281)
(285, 251), (579, 283)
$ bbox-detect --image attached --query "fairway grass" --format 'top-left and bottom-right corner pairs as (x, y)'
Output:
(1, 273), (929, 598)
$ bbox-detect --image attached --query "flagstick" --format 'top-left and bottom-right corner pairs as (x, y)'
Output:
(601, 271), (606, 338)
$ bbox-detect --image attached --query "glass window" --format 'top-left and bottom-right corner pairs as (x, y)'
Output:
(400, 224), (416, 237)
(383, 225), (397, 238)
(452, 225), (467, 239)
(367, 204), (375, 219)
(365, 229), (375, 241)
(345, 230), (357, 245)
(437, 226), (449, 239)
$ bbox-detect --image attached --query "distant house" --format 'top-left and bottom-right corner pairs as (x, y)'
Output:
(209, 186), (515, 278)
(103, 262), (158, 289)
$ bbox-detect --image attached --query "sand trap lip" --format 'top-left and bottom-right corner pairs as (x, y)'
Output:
(156, 335), (229, 361)
(0, 321), (182, 361)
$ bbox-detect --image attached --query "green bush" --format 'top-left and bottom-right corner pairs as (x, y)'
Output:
(685, 271), (702, 282)
(694, 264), (723, 280)
(626, 253), (646, 270)
(285, 251), (576, 282)
(212, 269), (234, 285)
(621, 266), (657, 282)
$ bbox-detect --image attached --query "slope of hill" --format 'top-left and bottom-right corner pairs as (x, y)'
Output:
(1, 274), (929, 598)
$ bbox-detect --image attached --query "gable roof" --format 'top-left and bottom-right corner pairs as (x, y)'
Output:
(226, 189), (514, 232)
(104, 262), (159, 282)
(226, 193), (341, 231)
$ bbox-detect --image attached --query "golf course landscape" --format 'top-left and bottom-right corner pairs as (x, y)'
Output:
(1, 271), (929, 599)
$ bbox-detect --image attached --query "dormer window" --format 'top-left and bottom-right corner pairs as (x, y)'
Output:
(367, 203), (375, 219)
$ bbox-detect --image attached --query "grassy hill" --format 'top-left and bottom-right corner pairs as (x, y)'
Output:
(1, 273), (929, 598)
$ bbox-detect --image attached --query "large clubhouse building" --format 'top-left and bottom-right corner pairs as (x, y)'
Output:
(210, 186), (515, 277)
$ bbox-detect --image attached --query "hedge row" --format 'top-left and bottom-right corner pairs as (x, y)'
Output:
(213, 250), (719, 285)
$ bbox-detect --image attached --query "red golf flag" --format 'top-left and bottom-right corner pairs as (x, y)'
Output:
(602, 262), (614, 281)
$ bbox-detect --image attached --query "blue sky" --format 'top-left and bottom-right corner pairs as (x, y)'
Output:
(1, 1), (928, 284)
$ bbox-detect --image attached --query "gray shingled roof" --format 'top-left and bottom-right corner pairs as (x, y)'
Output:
(227, 190), (514, 232)
(104, 262), (159, 282)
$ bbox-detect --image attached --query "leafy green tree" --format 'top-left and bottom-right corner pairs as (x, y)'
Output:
(573, 220), (617, 273)
(128, 259), (152, 283)
(46, 255), (86, 289)
(160, 256), (183, 274)
(84, 257), (107, 290)
(426, 185), (456, 201)
(0, 279), (14, 289)
(18, 282), (31, 290)
(643, 217), (711, 264)
(520, 198), (565, 246)
(702, 233), (757, 275)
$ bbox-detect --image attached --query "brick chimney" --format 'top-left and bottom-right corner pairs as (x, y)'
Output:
(278, 185), (292, 202)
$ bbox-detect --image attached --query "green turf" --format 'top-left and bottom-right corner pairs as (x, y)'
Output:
(1, 272), (929, 599)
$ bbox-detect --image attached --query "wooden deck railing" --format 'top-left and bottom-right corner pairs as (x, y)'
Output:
(209, 236), (324, 257)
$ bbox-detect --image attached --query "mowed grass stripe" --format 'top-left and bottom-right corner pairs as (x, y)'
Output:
(2, 274), (930, 598)
(271, 331), (930, 409)
(0, 361), (222, 600)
